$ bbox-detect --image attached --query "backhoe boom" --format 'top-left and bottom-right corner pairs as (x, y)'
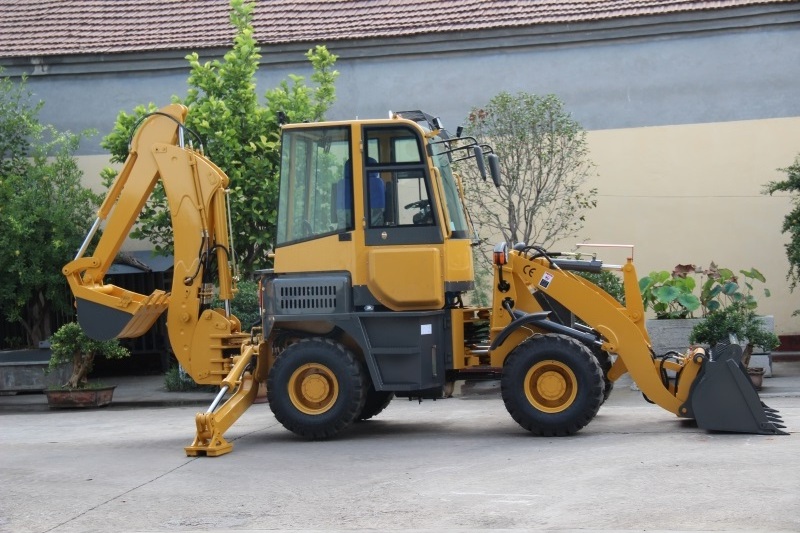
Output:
(64, 104), (265, 456)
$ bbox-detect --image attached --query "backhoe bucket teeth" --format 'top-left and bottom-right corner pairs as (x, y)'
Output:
(688, 344), (787, 435)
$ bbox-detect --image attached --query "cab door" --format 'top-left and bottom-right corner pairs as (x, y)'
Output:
(360, 124), (446, 311)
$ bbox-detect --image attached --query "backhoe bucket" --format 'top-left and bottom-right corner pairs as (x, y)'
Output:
(75, 289), (169, 341)
(688, 343), (787, 435)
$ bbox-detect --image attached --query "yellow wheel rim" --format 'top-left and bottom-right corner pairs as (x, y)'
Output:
(288, 363), (339, 415)
(524, 360), (578, 413)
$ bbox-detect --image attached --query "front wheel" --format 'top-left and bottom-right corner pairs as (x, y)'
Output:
(592, 348), (614, 405)
(501, 334), (604, 437)
(267, 338), (366, 439)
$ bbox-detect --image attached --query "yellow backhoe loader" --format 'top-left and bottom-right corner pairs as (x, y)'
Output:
(63, 104), (786, 456)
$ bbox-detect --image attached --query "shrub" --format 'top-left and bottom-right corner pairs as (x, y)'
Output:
(212, 278), (260, 330)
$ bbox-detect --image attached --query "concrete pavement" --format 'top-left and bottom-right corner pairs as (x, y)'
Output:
(1, 361), (799, 532)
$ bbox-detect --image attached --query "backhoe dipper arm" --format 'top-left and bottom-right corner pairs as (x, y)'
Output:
(63, 104), (245, 385)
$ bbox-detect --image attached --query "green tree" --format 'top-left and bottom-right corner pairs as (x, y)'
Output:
(101, 0), (338, 275)
(0, 69), (99, 346)
(764, 156), (800, 291)
(461, 92), (597, 250)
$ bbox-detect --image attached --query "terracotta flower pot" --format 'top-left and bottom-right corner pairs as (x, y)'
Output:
(45, 385), (116, 408)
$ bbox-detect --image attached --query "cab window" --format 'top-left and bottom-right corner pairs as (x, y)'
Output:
(362, 125), (442, 246)
(363, 126), (432, 228)
(276, 126), (351, 246)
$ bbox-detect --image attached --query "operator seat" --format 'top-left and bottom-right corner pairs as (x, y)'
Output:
(335, 158), (385, 226)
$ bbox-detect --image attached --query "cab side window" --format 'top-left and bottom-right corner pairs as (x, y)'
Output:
(363, 126), (432, 228)
(276, 126), (351, 246)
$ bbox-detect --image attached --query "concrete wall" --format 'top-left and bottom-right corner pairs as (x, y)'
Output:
(4, 5), (800, 332)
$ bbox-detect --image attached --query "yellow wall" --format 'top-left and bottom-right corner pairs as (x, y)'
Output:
(551, 117), (800, 334)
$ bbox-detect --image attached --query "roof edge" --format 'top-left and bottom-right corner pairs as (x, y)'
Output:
(2, 2), (798, 78)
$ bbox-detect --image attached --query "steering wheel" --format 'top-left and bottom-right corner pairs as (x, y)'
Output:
(404, 199), (433, 225)
(404, 199), (429, 210)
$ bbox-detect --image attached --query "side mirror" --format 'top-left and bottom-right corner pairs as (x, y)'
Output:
(488, 154), (501, 187)
(473, 145), (487, 181)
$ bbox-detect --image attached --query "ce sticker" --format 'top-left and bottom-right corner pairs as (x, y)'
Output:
(539, 272), (554, 290)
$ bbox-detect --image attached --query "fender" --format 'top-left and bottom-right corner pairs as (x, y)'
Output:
(489, 304), (604, 351)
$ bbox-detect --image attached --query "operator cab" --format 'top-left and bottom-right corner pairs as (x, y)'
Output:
(273, 111), (499, 311)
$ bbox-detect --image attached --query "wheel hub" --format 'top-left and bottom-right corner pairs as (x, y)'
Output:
(538, 370), (567, 400)
(301, 373), (330, 403)
(524, 360), (578, 413)
(288, 363), (339, 415)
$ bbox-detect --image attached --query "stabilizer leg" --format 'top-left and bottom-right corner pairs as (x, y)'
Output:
(184, 345), (264, 457)
(187, 412), (233, 457)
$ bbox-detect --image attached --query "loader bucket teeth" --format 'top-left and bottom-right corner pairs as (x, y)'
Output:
(688, 344), (788, 435)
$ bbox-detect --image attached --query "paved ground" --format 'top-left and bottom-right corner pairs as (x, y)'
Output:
(1, 362), (799, 533)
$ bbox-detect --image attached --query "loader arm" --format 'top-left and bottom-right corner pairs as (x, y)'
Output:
(488, 245), (786, 434)
(490, 250), (689, 415)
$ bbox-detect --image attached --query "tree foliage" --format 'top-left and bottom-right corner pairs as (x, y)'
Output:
(461, 92), (597, 250)
(101, 0), (338, 275)
(0, 69), (99, 346)
(764, 155), (800, 290)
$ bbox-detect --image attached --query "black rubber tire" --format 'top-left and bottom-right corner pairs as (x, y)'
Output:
(501, 334), (604, 437)
(267, 337), (366, 439)
(592, 348), (615, 405)
(357, 382), (394, 421)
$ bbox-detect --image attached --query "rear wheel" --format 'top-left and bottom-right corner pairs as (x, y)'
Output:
(501, 334), (604, 436)
(267, 338), (366, 439)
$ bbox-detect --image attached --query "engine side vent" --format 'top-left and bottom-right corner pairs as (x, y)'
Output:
(278, 283), (338, 313)
(262, 273), (352, 315)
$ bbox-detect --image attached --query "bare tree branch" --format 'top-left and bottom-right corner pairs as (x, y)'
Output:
(460, 92), (597, 250)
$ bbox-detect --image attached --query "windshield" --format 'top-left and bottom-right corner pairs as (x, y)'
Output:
(429, 137), (469, 236)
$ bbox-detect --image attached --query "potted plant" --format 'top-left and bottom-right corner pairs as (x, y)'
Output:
(639, 265), (701, 319)
(640, 263), (773, 358)
(639, 265), (703, 356)
(698, 264), (771, 314)
(689, 301), (779, 390)
(46, 322), (130, 408)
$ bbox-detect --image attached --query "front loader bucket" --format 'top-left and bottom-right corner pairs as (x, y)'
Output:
(688, 343), (787, 435)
